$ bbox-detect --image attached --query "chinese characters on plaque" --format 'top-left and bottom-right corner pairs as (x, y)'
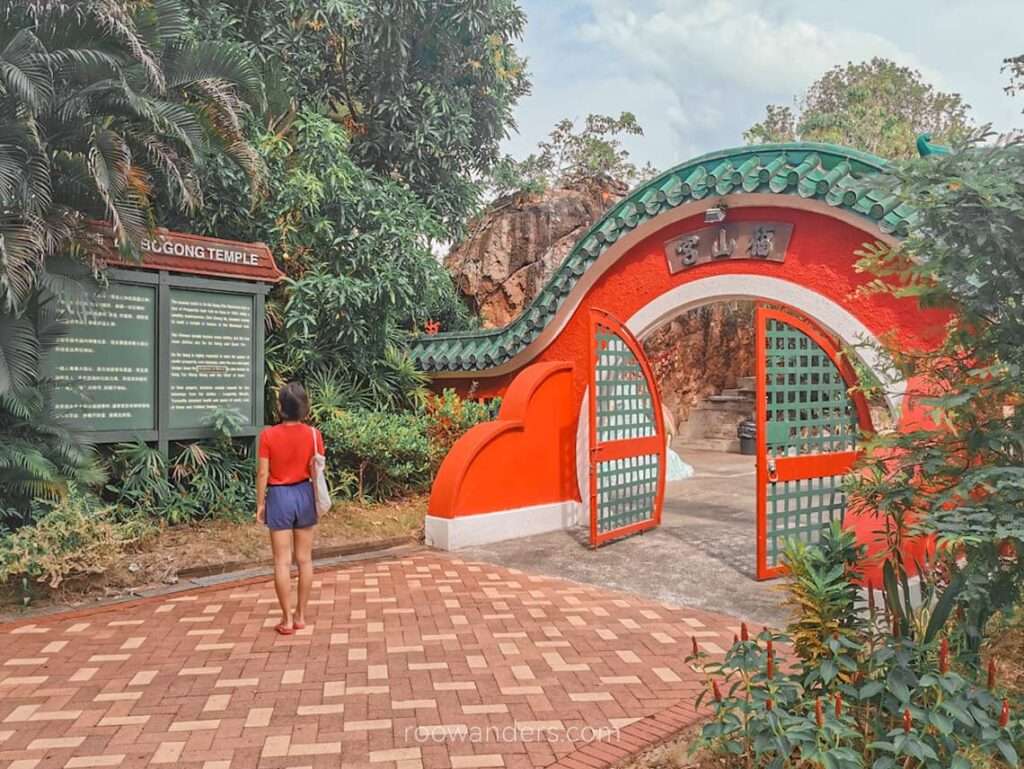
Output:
(664, 222), (793, 274)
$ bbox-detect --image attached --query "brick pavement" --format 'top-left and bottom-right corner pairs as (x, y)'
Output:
(0, 552), (740, 769)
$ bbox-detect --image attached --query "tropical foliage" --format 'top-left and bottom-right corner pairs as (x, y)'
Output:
(744, 58), (973, 158)
(183, 0), (530, 238)
(692, 526), (1022, 769)
(182, 112), (473, 401)
(0, 0), (263, 524)
(849, 135), (1024, 659)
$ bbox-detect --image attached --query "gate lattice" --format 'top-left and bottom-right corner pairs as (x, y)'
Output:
(755, 306), (871, 579)
(588, 309), (665, 546)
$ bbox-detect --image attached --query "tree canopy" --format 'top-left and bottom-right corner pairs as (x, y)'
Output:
(744, 58), (973, 159)
(185, 0), (530, 238)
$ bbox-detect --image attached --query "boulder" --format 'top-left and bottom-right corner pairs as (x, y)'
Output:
(445, 180), (626, 327)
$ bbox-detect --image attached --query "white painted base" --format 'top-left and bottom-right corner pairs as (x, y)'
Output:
(424, 501), (582, 550)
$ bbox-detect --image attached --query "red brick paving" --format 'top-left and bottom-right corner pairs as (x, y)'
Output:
(0, 552), (738, 769)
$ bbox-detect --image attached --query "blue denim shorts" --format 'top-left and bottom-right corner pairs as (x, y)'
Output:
(266, 480), (318, 531)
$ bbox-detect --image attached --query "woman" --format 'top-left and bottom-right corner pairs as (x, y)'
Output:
(256, 382), (324, 635)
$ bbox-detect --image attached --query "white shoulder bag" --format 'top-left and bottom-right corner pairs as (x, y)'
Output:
(310, 426), (331, 515)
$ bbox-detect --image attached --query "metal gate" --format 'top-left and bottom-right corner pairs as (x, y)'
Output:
(588, 308), (666, 547)
(755, 305), (872, 579)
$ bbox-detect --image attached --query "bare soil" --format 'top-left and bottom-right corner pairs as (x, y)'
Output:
(0, 495), (426, 618)
(615, 727), (723, 769)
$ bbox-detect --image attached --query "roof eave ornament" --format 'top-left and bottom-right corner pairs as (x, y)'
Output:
(916, 133), (951, 157)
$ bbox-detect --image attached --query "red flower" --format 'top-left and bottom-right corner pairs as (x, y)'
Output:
(903, 708), (912, 734)
(1000, 699), (1010, 728)
(766, 651), (774, 679)
(815, 697), (824, 728)
(712, 680), (722, 702)
(765, 698), (774, 712)
(424, 320), (441, 335)
(939, 638), (949, 674)
(834, 693), (842, 719)
(741, 623), (749, 642)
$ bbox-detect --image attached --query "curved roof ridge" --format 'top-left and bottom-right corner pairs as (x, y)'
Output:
(414, 142), (909, 373)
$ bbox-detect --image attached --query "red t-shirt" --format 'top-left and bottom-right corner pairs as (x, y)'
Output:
(258, 423), (325, 486)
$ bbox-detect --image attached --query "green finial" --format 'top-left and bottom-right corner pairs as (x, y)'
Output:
(916, 133), (951, 157)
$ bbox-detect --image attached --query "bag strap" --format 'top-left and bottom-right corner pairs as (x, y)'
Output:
(310, 424), (318, 456)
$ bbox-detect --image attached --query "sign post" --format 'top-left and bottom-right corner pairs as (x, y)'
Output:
(46, 229), (283, 453)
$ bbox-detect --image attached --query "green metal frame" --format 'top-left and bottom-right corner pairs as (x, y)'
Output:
(755, 306), (871, 579)
(588, 309), (665, 546)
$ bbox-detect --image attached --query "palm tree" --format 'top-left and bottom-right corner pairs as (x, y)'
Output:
(0, 0), (264, 520)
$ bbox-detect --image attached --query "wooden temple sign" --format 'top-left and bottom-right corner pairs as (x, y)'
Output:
(103, 227), (284, 283)
(664, 222), (793, 274)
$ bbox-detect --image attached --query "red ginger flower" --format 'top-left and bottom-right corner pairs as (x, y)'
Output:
(1000, 699), (1010, 728)
(903, 708), (912, 734)
(815, 697), (824, 728)
(939, 638), (949, 674)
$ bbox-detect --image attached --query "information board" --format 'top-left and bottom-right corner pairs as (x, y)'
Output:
(168, 289), (254, 428)
(50, 284), (157, 431)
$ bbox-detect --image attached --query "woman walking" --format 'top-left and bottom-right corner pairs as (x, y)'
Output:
(256, 382), (324, 635)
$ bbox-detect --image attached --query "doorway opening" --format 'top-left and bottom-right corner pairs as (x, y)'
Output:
(642, 300), (759, 578)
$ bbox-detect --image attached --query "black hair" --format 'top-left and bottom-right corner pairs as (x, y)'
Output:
(278, 381), (309, 422)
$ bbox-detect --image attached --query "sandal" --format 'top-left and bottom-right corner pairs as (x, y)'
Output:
(292, 621), (306, 631)
(274, 623), (295, 636)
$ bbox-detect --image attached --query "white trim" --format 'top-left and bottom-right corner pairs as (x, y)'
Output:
(573, 275), (908, 504)
(424, 501), (582, 550)
(431, 196), (898, 381)
(626, 275), (905, 416)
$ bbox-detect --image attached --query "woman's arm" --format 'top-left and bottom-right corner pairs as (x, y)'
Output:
(256, 457), (270, 523)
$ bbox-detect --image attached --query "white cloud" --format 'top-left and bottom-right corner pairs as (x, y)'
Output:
(504, 0), (1024, 173)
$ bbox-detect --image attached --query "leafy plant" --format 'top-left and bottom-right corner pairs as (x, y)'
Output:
(744, 58), (973, 158)
(0, 305), (105, 526)
(848, 135), (1024, 662)
(183, 0), (530, 239)
(0, 491), (148, 588)
(421, 388), (501, 466)
(692, 533), (1022, 769)
(319, 409), (435, 501)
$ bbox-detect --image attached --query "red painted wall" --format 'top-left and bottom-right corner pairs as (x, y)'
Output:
(431, 206), (948, 580)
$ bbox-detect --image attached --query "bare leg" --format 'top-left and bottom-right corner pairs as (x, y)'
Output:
(293, 526), (316, 626)
(269, 529), (294, 627)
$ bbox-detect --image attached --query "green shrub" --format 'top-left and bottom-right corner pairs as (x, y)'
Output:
(319, 410), (434, 501)
(692, 523), (1023, 769)
(421, 389), (501, 468)
(0, 493), (148, 589)
(106, 409), (255, 525)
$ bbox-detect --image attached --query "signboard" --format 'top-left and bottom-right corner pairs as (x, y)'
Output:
(168, 289), (254, 428)
(102, 227), (284, 283)
(51, 284), (157, 431)
(665, 222), (793, 274)
(47, 228), (275, 450)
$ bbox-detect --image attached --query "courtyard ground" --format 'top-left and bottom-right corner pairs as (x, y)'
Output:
(0, 551), (740, 769)
(460, 450), (786, 628)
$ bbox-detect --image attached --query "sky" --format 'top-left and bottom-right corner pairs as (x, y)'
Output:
(501, 0), (1024, 170)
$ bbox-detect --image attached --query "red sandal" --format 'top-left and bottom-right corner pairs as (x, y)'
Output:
(274, 623), (295, 636)
(292, 622), (306, 631)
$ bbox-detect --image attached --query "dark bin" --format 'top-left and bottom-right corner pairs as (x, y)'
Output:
(737, 418), (757, 455)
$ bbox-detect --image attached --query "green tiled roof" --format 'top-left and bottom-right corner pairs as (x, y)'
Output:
(413, 142), (911, 375)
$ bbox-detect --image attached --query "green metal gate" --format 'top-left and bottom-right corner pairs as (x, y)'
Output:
(755, 306), (871, 579)
(588, 309), (666, 546)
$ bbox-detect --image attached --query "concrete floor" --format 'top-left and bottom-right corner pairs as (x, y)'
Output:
(460, 449), (790, 628)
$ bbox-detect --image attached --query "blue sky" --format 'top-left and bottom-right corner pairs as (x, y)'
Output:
(501, 0), (1024, 170)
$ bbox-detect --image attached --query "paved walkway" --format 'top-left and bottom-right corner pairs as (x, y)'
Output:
(0, 552), (739, 769)
(461, 450), (787, 627)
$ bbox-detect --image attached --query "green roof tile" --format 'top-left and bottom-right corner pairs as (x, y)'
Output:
(412, 142), (913, 375)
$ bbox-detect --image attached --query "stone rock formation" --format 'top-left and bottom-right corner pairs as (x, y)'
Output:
(643, 303), (757, 430)
(445, 180), (627, 327)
